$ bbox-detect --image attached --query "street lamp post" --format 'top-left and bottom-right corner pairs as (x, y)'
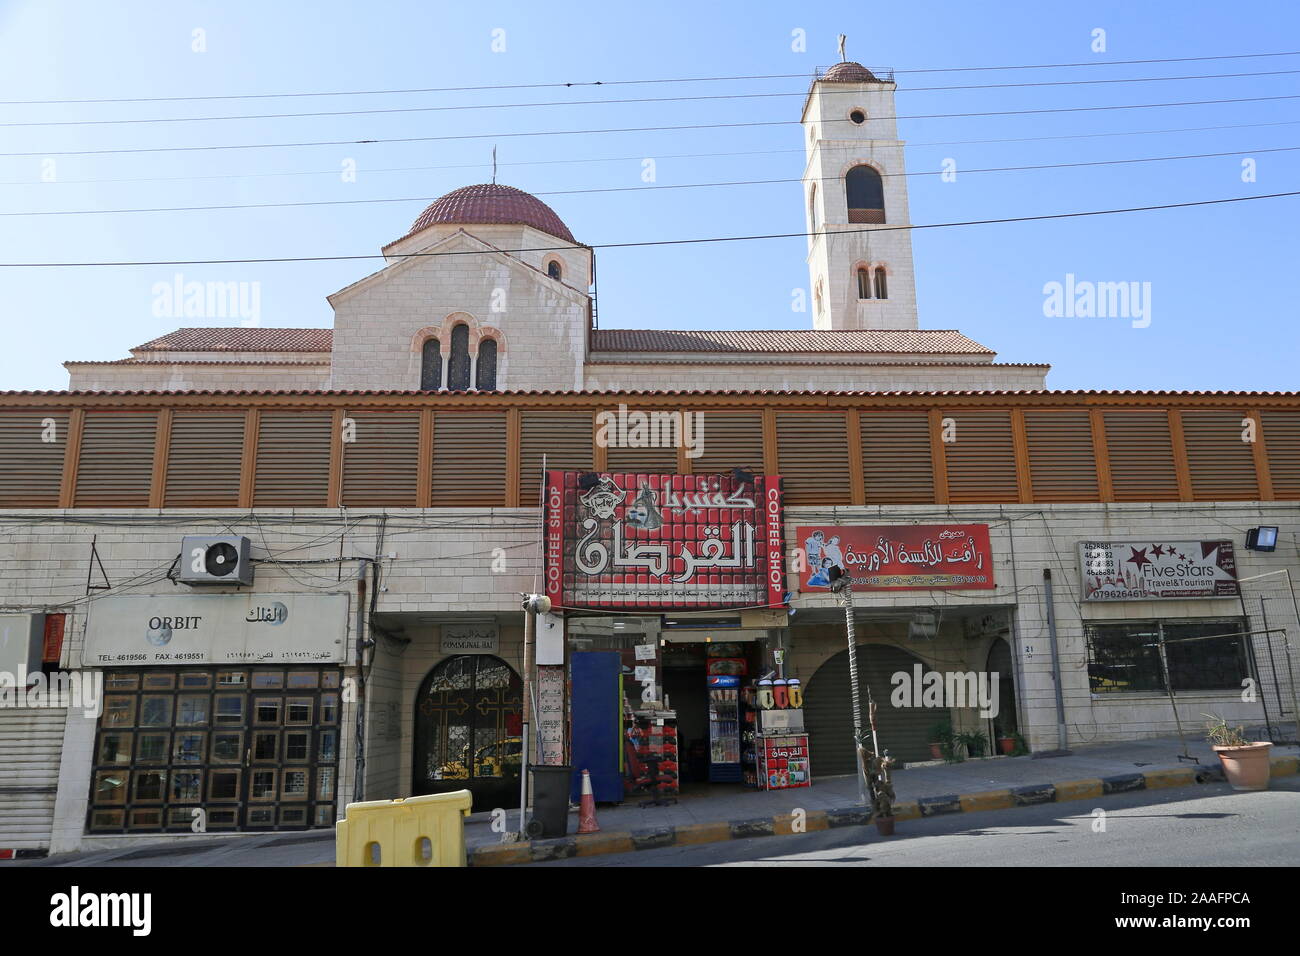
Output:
(829, 567), (869, 807)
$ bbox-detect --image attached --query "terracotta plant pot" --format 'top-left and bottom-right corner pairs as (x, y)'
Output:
(998, 736), (1016, 755)
(874, 815), (895, 836)
(928, 742), (943, 760)
(1213, 742), (1273, 791)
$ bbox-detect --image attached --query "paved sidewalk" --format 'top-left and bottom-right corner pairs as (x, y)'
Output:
(463, 734), (1244, 849)
(18, 734), (1296, 867)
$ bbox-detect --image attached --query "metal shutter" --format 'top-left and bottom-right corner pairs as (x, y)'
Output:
(1104, 410), (1180, 501)
(1181, 410), (1259, 501)
(74, 411), (158, 507)
(1260, 410), (1300, 499)
(690, 410), (764, 477)
(1024, 410), (1100, 502)
(165, 411), (245, 508)
(342, 411), (420, 507)
(803, 643), (938, 771)
(254, 410), (332, 507)
(604, 420), (679, 473)
(943, 410), (1018, 503)
(519, 410), (593, 507)
(776, 411), (851, 505)
(431, 411), (507, 507)
(0, 708), (65, 850)
(0, 410), (67, 507)
(861, 410), (934, 504)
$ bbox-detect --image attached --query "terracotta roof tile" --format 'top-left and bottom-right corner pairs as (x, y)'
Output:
(819, 61), (882, 83)
(133, 328), (333, 352)
(590, 329), (995, 354)
(401, 183), (576, 244)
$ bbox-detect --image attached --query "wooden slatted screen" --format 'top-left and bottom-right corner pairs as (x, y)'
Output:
(1023, 410), (1100, 502)
(603, 407), (680, 473)
(519, 410), (593, 506)
(74, 411), (159, 507)
(432, 410), (507, 506)
(690, 410), (765, 477)
(253, 410), (332, 507)
(942, 410), (1019, 503)
(1180, 410), (1259, 501)
(775, 412), (851, 504)
(0, 410), (68, 507)
(1260, 410), (1300, 498)
(1103, 410), (1181, 501)
(342, 411), (420, 507)
(165, 411), (245, 508)
(860, 410), (934, 503)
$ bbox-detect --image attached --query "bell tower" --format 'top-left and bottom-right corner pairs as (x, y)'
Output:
(802, 51), (919, 331)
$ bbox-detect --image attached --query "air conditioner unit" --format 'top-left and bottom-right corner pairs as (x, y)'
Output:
(178, 535), (254, 587)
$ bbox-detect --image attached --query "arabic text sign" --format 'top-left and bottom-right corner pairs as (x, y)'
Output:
(440, 622), (500, 654)
(796, 524), (995, 591)
(1079, 540), (1239, 601)
(84, 593), (349, 665)
(544, 471), (786, 611)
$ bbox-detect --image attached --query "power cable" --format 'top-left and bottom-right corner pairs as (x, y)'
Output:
(2, 189), (1294, 268)
(4, 49), (1297, 105)
(7, 145), (1294, 219)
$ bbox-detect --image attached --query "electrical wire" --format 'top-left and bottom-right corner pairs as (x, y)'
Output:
(7, 119), (1299, 189)
(7, 145), (1294, 219)
(9, 92), (1300, 158)
(4, 49), (1297, 105)
(7, 69), (1299, 129)
(2, 189), (1295, 268)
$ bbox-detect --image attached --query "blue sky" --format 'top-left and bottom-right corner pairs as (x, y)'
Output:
(0, 0), (1297, 392)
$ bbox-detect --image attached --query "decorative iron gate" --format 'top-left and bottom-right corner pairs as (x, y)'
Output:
(413, 655), (523, 811)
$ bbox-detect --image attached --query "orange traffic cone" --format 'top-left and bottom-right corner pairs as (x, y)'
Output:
(577, 769), (601, 834)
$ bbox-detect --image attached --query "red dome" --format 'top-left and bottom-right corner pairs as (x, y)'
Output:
(406, 183), (576, 243)
(820, 61), (881, 83)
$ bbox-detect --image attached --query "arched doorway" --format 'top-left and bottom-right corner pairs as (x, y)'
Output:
(412, 655), (523, 811)
(985, 638), (1018, 736)
(804, 643), (938, 771)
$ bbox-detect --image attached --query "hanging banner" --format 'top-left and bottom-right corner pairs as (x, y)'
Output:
(795, 524), (995, 591)
(1079, 539), (1240, 601)
(544, 471), (785, 611)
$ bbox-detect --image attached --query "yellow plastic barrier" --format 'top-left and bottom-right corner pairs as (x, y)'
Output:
(335, 790), (474, 867)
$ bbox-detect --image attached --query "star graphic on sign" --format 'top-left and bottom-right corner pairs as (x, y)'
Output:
(1178, 553), (1188, 561)
(1150, 544), (1165, 557)
(1126, 547), (1152, 569)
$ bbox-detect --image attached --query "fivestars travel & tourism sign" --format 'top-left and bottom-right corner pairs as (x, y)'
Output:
(1078, 540), (1240, 601)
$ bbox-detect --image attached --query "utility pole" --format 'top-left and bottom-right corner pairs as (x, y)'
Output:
(518, 593), (550, 838)
(829, 567), (869, 806)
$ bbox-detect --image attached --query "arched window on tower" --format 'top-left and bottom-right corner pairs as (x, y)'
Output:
(475, 338), (498, 391)
(546, 259), (562, 281)
(846, 165), (885, 223)
(447, 322), (471, 391)
(874, 267), (888, 300)
(420, 337), (442, 391)
(809, 183), (820, 234)
(856, 267), (872, 300)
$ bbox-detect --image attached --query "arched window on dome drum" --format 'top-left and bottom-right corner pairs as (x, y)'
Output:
(846, 165), (885, 223)
(447, 323), (471, 392)
(546, 259), (562, 281)
(874, 267), (888, 300)
(475, 338), (498, 391)
(420, 337), (442, 391)
(857, 268), (872, 300)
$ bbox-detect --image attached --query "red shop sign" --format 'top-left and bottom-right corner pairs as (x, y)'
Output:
(545, 471), (786, 611)
(796, 524), (995, 591)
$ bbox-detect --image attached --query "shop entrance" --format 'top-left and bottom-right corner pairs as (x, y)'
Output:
(412, 655), (523, 812)
(659, 640), (758, 785)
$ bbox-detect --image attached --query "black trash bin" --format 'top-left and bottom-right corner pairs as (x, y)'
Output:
(527, 765), (573, 838)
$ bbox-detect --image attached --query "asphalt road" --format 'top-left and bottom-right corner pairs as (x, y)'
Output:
(535, 776), (1300, 867)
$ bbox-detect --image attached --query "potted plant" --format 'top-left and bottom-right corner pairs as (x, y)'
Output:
(996, 727), (1017, 755)
(958, 731), (987, 759)
(1203, 714), (1272, 791)
(927, 720), (954, 761)
(1008, 731), (1029, 756)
